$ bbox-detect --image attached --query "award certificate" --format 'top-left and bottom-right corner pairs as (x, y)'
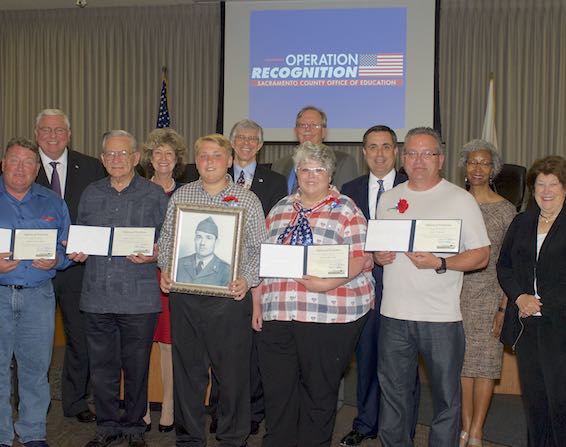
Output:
(260, 244), (349, 278)
(111, 227), (155, 256)
(305, 245), (349, 278)
(365, 219), (461, 253)
(13, 229), (57, 260)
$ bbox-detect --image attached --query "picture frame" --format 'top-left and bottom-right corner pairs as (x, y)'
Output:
(168, 203), (246, 297)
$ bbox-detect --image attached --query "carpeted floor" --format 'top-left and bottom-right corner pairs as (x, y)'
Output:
(7, 347), (524, 446)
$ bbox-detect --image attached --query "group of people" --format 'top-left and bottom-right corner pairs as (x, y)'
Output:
(0, 105), (564, 447)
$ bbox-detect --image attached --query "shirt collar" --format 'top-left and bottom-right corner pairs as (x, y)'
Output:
(369, 168), (396, 190)
(39, 147), (68, 167)
(233, 161), (257, 181)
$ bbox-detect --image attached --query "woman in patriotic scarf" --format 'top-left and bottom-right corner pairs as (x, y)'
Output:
(253, 141), (375, 447)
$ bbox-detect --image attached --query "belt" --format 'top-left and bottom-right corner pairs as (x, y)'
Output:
(0, 284), (26, 289)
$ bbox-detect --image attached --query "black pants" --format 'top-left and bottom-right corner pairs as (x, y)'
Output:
(209, 330), (264, 425)
(54, 265), (91, 417)
(257, 316), (367, 447)
(170, 292), (252, 447)
(516, 315), (566, 447)
(85, 312), (157, 436)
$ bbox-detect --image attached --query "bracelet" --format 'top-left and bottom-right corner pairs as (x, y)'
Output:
(498, 306), (506, 313)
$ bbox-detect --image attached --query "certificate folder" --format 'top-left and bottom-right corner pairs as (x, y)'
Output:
(259, 244), (349, 279)
(66, 225), (155, 257)
(365, 219), (462, 253)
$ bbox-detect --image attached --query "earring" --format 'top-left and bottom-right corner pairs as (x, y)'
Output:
(489, 173), (494, 185)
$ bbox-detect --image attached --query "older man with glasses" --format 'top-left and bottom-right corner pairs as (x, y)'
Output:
(34, 108), (106, 424)
(373, 127), (490, 447)
(271, 106), (359, 191)
(69, 130), (168, 447)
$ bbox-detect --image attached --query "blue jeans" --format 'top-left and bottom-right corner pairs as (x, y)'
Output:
(378, 316), (465, 447)
(0, 281), (55, 445)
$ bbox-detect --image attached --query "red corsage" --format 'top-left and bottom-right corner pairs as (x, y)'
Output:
(222, 195), (240, 206)
(389, 198), (409, 213)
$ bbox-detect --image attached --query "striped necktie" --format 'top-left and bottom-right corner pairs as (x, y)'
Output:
(375, 179), (385, 218)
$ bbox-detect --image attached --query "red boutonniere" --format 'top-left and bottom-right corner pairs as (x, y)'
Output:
(389, 198), (409, 213)
(222, 195), (240, 206)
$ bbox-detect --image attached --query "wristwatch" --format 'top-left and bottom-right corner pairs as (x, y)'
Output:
(435, 257), (447, 274)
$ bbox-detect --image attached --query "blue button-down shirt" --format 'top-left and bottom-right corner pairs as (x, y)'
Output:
(0, 176), (72, 287)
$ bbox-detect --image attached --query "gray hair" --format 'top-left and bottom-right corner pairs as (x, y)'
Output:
(295, 106), (327, 128)
(35, 108), (71, 129)
(229, 119), (264, 144)
(101, 130), (137, 154)
(458, 139), (503, 176)
(404, 127), (444, 155)
(292, 142), (336, 175)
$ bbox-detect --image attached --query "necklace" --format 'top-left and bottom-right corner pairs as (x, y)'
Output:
(151, 176), (175, 193)
(539, 212), (557, 224)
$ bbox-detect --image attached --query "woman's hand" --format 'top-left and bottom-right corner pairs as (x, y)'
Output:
(251, 286), (263, 331)
(492, 310), (505, 337)
(516, 293), (542, 317)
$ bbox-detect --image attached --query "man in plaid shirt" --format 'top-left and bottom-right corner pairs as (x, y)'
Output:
(158, 134), (267, 447)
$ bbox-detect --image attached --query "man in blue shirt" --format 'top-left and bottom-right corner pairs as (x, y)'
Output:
(0, 137), (71, 447)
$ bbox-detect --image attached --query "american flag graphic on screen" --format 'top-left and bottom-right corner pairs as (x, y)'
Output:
(358, 54), (404, 77)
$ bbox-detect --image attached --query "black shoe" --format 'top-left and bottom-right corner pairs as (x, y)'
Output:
(145, 423), (152, 432)
(158, 423), (174, 432)
(23, 442), (50, 447)
(250, 420), (260, 435)
(127, 433), (146, 447)
(76, 409), (97, 423)
(84, 433), (122, 447)
(339, 429), (376, 446)
(209, 415), (218, 434)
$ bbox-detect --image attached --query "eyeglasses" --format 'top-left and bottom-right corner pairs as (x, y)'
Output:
(103, 150), (134, 160)
(404, 151), (440, 160)
(296, 123), (323, 130)
(234, 135), (260, 144)
(297, 167), (328, 176)
(466, 160), (493, 168)
(38, 127), (68, 135)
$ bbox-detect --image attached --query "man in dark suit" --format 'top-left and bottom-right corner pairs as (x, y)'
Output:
(339, 125), (416, 446)
(271, 106), (358, 191)
(34, 109), (106, 423)
(228, 119), (287, 216)
(176, 217), (231, 286)
(207, 119), (287, 435)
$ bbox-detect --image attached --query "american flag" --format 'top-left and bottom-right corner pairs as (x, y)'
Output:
(358, 54), (404, 77)
(156, 72), (171, 128)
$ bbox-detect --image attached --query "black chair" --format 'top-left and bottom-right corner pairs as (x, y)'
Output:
(493, 163), (527, 212)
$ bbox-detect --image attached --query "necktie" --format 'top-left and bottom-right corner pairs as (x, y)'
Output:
(50, 161), (62, 197)
(237, 170), (246, 186)
(375, 179), (385, 218)
(196, 261), (204, 275)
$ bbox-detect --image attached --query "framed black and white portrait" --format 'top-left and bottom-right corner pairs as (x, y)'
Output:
(169, 204), (245, 297)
